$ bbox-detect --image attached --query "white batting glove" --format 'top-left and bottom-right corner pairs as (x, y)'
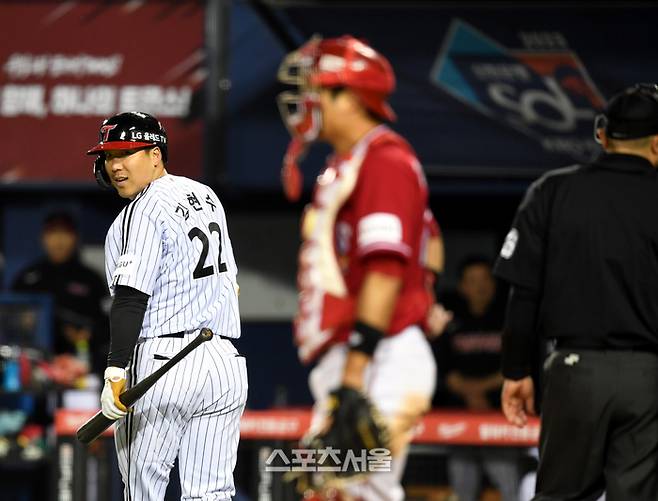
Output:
(101, 366), (128, 420)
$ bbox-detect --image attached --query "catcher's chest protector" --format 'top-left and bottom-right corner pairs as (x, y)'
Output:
(294, 128), (395, 363)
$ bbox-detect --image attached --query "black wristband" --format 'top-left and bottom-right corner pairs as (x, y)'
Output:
(348, 321), (384, 356)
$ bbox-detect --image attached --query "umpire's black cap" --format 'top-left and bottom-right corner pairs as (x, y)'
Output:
(597, 83), (658, 140)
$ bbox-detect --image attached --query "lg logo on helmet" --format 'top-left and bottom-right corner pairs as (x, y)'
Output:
(100, 124), (117, 142)
(129, 131), (166, 143)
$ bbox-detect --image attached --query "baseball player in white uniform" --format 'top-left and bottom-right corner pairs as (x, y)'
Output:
(86, 111), (247, 501)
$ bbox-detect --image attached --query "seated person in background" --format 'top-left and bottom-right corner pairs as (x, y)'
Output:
(436, 256), (505, 409)
(11, 211), (109, 380)
(433, 255), (519, 501)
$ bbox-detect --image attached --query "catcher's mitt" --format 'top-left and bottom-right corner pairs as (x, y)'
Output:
(286, 386), (390, 493)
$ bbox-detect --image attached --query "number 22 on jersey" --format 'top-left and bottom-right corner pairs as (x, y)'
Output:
(188, 222), (228, 279)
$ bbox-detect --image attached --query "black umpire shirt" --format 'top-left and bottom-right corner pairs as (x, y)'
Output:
(494, 152), (658, 354)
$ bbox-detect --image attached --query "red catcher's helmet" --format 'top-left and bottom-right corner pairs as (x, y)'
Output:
(276, 35), (396, 201)
(310, 35), (396, 121)
(278, 35), (396, 135)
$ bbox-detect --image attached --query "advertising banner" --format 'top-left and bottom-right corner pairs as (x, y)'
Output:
(226, 4), (658, 190)
(0, 2), (204, 183)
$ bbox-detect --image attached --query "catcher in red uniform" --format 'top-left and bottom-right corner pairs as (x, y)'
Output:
(277, 35), (449, 501)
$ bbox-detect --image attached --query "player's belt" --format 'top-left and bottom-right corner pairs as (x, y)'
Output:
(554, 337), (658, 355)
(158, 331), (232, 340)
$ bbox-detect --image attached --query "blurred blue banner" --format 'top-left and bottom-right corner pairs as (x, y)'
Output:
(226, 3), (658, 191)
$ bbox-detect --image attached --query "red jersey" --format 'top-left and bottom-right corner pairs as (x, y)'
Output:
(295, 126), (431, 363)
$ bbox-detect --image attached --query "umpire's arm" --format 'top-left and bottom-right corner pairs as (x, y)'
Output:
(494, 177), (550, 427)
(499, 286), (540, 427)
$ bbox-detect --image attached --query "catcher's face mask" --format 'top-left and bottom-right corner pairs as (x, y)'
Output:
(276, 37), (324, 201)
(277, 37), (324, 143)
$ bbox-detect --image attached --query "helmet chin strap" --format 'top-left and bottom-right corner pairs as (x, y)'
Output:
(280, 94), (322, 202)
(281, 137), (307, 202)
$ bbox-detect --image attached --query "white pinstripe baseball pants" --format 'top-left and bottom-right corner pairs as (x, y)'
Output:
(114, 335), (248, 501)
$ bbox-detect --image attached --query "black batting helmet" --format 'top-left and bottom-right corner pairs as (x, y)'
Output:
(86, 111), (168, 189)
(595, 83), (658, 143)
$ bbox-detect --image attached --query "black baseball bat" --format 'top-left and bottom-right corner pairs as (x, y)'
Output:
(76, 328), (214, 444)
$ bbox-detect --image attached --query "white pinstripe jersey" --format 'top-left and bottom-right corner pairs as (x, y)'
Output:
(104, 174), (240, 339)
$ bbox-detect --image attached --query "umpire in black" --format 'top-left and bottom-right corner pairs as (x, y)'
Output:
(494, 83), (658, 501)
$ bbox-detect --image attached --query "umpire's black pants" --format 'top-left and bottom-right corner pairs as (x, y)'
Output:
(533, 349), (658, 501)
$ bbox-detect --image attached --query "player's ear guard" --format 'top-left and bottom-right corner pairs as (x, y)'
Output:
(93, 154), (112, 189)
(593, 114), (607, 145)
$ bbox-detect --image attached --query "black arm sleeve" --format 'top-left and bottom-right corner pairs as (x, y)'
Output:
(107, 285), (149, 368)
(501, 285), (539, 380)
